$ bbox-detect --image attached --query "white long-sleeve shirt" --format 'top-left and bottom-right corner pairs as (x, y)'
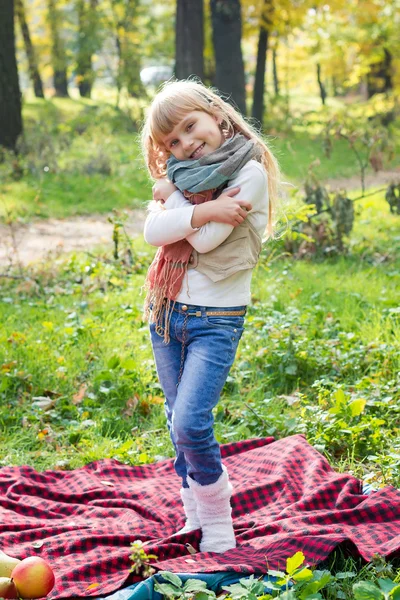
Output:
(144, 160), (269, 307)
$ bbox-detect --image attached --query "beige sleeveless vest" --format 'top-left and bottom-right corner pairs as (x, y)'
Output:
(188, 219), (262, 283)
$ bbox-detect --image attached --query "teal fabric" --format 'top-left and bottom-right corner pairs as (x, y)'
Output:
(166, 134), (261, 194)
(99, 572), (280, 600)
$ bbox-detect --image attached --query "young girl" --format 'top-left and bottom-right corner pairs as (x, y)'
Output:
(141, 80), (280, 554)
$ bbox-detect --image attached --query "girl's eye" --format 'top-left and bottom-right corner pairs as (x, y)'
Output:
(170, 140), (178, 148)
(186, 123), (194, 131)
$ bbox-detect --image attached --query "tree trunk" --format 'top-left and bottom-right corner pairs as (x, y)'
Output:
(48, 0), (69, 97)
(272, 46), (279, 95)
(114, 0), (145, 98)
(175, 0), (204, 80)
(76, 0), (98, 98)
(366, 47), (393, 98)
(210, 0), (246, 115)
(0, 0), (23, 150)
(382, 48), (393, 92)
(332, 75), (338, 96)
(251, 0), (273, 127)
(316, 62), (326, 105)
(115, 31), (122, 108)
(251, 28), (268, 127)
(15, 0), (44, 98)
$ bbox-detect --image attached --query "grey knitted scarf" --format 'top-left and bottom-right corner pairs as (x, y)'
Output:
(166, 134), (262, 193)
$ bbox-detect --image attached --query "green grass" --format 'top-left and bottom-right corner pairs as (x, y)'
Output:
(272, 128), (359, 182)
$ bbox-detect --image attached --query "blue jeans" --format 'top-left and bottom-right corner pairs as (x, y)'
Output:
(150, 301), (246, 488)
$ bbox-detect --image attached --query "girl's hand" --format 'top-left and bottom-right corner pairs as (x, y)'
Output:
(211, 187), (252, 226)
(152, 178), (177, 203)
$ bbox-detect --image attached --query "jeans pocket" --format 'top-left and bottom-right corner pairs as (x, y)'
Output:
(203, 314), (245, 332)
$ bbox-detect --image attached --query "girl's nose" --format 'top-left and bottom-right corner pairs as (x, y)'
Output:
(182, 138), (194, 151)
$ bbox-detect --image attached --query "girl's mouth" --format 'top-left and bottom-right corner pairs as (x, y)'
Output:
(190, 143), (205, 159)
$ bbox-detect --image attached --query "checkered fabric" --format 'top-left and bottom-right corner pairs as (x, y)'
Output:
(0, 435), (399, 599)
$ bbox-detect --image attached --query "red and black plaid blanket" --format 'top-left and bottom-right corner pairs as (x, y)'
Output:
(1, 435), (399, 599)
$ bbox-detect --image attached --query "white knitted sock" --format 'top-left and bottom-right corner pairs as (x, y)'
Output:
(173, 486), (201, 535)
(188, 466), (236, 553)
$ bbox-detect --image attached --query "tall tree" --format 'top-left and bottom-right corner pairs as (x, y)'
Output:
(15, 0), (45, 98)
(76, 0), (99, 98)
(316, 62), (327, 105)
(210, 0), (246, 115)
(0, 0), (23, 150)
(251, 0), (274, 126)
(111, 0), (144, 98)
(48, 0), (69, 97)
(175, 0), (204, 80)
(272, 46), (279, 95)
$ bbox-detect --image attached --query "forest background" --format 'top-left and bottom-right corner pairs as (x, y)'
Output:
(0, 0), (400, 597)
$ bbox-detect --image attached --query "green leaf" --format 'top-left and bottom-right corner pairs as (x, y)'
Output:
(154, 583), (182, 598)
(158, 571), (183, 588)
(349, 398), (367, 417)
(195, 591), (216, 600)
(285, 363), (297, 375)
(390, 585), (400, 600)
(312, 571), (332, 586)
(286, 551), (306, 575)
(279, 591), (297, 600)
(183, 580), (208, 593)
(378, 579), (397, 594)
(335, 571), (357, 579)
(222, 583), (247, 599)
(293, 567), (313, 582)
(330, 388), (347, 414)
(267, 569), (286, 578)
(120, 358), (136, 371)
(353, 581), (385, 600)
(299, 572), (331, 599)
(107, 355), (121, 369)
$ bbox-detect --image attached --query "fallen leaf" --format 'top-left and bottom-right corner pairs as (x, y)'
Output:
(32, 397), (55, 410)
(1, 361), (17, 372)
(86, 583), (101, 591)
(123, 395), (139, 418)
(149, 395), (164, 405)
(73, 383), (87, 404)
(43, 389), (62, 398)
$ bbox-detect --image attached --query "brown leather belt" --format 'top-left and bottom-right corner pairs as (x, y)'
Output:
(178, 305), (246, 317)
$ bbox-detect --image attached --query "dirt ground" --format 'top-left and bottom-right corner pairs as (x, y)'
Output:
(0, 210), (146, 268)
(1, 169), (399, 268)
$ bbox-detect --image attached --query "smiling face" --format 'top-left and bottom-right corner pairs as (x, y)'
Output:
(162, 111), (225, 161)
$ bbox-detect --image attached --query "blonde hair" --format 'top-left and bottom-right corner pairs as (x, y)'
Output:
(141, 79), (281, 237)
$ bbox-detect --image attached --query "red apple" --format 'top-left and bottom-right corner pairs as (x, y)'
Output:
(11, 557), (55, 599)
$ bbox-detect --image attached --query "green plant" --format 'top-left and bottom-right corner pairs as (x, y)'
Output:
(353, 579), (400, 600)
(284, 170), (356, 257)
(154, 571), (216, 600)
(323, 116), (394, 196)
(385, 183), (400, 215)
(129, 540), (157, 579)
